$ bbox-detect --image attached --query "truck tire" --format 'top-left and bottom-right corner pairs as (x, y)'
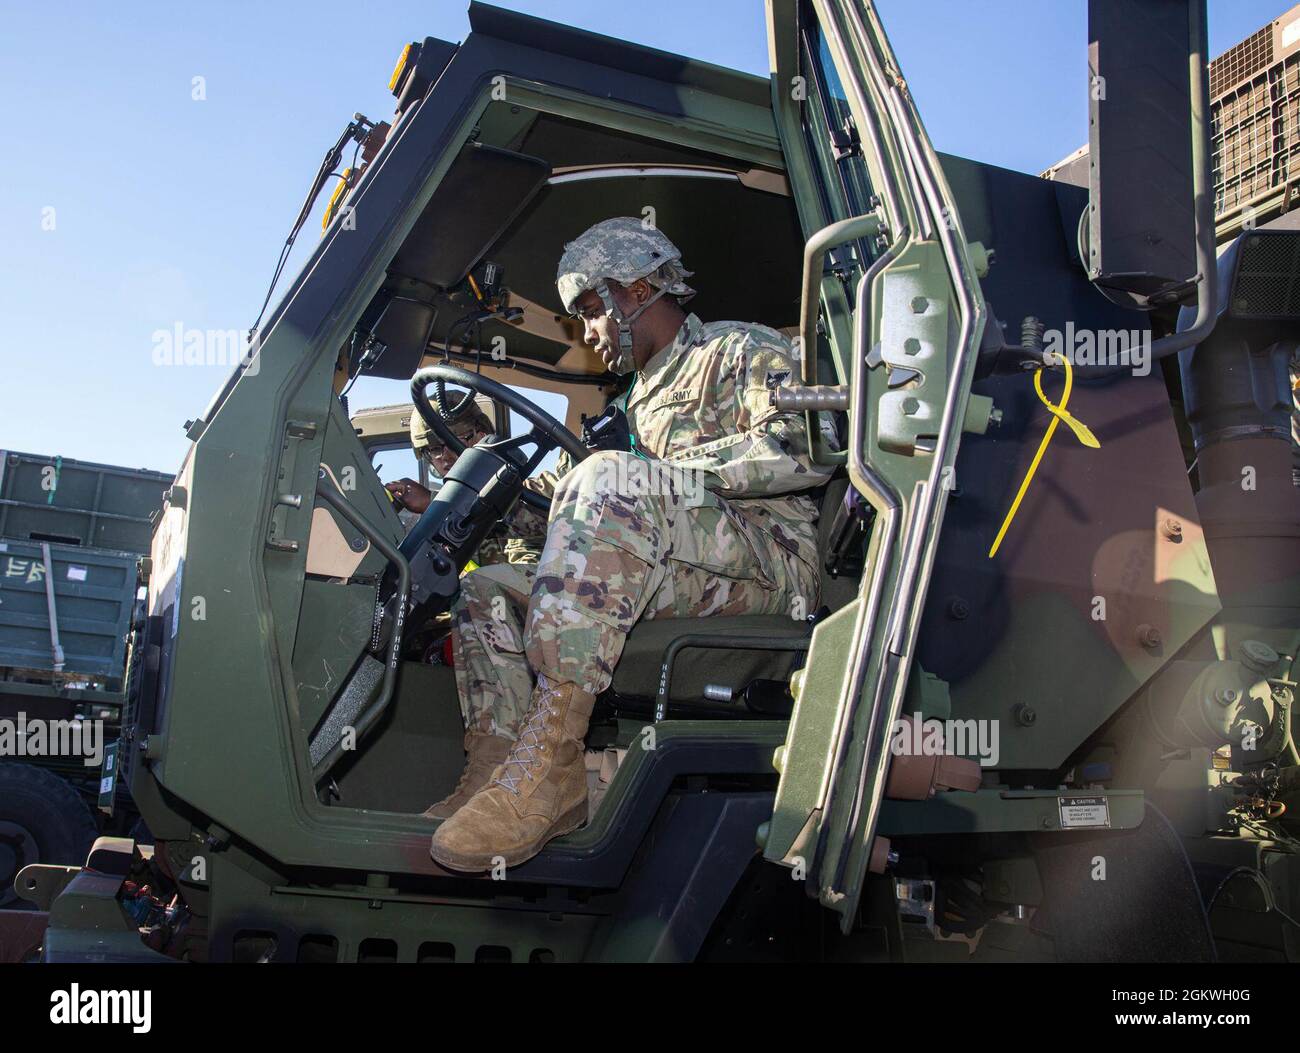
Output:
(0, 763), (98, 910)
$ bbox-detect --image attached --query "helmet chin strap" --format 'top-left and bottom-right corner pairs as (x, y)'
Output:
(595, 280), (668, 374)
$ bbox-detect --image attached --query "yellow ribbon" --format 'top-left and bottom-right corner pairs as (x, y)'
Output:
(988, 354), (1099, 559)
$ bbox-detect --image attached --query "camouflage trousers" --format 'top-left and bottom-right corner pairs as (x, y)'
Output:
(449, 451), (819, 739)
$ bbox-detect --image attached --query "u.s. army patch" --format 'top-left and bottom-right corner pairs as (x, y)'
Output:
(649, 387), (698, 411)
(765, 368), (791, 389)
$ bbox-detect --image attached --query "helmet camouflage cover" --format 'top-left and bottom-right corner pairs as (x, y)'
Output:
(555, 216), (695, 314)
(409, 394), (496, 454)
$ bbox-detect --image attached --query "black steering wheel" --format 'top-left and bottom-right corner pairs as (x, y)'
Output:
(410, 364), (588, 512)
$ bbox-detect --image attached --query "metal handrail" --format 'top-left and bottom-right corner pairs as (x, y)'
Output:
(310, 470), (410, 777)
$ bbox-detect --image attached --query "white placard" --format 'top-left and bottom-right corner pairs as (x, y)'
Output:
(1058, 795), (1111, 828)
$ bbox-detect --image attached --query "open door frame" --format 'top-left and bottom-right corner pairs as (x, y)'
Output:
(762, 0), (988, 931)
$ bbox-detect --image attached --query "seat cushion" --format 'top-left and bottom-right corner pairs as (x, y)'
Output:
(611, 615), (810, 704)
(608, 476), (858, 708)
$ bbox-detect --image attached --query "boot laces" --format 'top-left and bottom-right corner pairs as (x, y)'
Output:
(494, 682), (562, 795)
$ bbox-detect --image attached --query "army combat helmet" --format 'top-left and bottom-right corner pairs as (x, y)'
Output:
(556, 217), (695, 373)
(409, 393), (497, 460)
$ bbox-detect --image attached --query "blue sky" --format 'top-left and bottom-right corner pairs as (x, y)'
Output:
(0, 0), (1285, 475)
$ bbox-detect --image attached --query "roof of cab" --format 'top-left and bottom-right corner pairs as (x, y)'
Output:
(466, 1), (772, 110)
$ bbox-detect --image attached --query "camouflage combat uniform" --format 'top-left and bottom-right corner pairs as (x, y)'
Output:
(463, 460), (570, 566)
(449, 312), (828, 738)
(469, 530), (512, 567)
(473, 498), (548, 566)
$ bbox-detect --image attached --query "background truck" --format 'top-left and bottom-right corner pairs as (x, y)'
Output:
(0, 450), (171, 909)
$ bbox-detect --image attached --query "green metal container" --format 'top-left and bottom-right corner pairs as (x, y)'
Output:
(0, 449), (171, 554)
(0, 539), (140, 683)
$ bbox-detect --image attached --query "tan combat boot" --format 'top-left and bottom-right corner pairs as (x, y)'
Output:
(430, 674), (595, 871)
(422, 732), (512, 819)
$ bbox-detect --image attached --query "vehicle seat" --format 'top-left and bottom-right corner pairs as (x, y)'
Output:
(608, 475), (859, 710)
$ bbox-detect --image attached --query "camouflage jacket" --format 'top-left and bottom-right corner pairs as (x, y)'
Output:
(475, 524), (528, 567)
(495, 450), (586, 564)
(491, 483), (550, 566)
(623, 312), (831, 569)
(399, 497), (547, 567)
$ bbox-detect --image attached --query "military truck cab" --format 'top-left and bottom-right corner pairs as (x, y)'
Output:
(16, 1), (1300, 964)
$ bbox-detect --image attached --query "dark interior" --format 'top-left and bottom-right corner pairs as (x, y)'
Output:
(357, 105), (806, 380)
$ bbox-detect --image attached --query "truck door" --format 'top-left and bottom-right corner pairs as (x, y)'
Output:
(762, 0), (989, 931)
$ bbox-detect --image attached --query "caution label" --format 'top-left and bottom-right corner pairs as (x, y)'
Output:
(1058, 795), (1110, 829)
